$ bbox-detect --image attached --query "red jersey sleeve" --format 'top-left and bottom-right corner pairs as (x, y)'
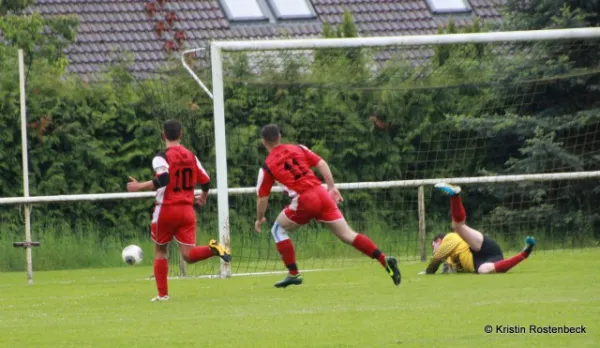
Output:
(298, 145), (322, 167)
(256, 165), (275, 197)
(195, 156), (210, 185)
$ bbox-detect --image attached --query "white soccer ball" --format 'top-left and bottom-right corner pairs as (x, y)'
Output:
(122, 245), (143, 265)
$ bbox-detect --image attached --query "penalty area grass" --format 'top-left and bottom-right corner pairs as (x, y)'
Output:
(0, 249), (598, 347)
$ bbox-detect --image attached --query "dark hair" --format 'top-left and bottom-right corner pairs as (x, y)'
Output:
(432, 233), (447, 243)
(163, 119), (182, 141)
(261, 124), (281, 145)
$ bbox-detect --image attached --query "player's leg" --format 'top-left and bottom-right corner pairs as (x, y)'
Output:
(150, 216), (171, 302)
(479, 236), (536, 274)
(152, 242), (170, 301)
(318, 187), (401, 286)
(176, 207), (231, 263)
(271, 209), (303, 288)
(434, 183), (484, 251)
(323, 219), (401, 286)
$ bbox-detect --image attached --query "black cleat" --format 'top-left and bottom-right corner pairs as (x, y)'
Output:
(385, 257), (401, 286)
(274, 273), (303, 288)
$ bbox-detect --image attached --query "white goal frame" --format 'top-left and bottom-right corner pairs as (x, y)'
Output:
(2, 28), (600, 282)
(181, 27), (600, 278)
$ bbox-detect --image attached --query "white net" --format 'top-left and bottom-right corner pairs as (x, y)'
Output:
(180, 29), (600, 276)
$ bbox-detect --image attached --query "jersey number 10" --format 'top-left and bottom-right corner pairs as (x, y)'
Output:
(173, 168), (193, 192)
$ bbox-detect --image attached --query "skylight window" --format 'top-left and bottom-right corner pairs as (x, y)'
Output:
(267, 0), (317, 20)
(220, 0), (268, 21)
(426, 0), (471, 14)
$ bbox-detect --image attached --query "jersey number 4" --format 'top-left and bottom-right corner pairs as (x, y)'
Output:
(173, 168), (193, 192)
(284, 159), (307, 181)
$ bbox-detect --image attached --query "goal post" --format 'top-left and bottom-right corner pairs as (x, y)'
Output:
(181, 27), (600, 278)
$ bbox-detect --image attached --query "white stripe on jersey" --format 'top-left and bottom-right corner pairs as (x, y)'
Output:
(195, 156), (208, 177)
(256, 168), (265, 195)
(152, 156), (169, 174)
(155, 187), (166, 205)
(277, 182), (298, 198)
(152, 203), (162, 222)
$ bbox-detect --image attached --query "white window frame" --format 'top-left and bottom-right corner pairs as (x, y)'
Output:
(266, 0), (317, 20)
(425, 0), (472, 14)
(219, 0), (269, 22)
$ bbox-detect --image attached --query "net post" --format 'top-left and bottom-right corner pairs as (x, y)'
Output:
(179, 253), (187, 277)
(18, 49), (33, 285)
(418, 186), (426, 262)
(211, 43), (231, 279)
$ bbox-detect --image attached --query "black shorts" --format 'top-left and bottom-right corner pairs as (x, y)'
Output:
(471, 236), (504, 273)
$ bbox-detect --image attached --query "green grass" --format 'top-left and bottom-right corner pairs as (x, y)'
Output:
(3, 217), (596, 273)
(1, 249), (599, 347)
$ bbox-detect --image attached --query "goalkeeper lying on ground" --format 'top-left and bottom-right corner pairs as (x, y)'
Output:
(423, 183), (536, 274)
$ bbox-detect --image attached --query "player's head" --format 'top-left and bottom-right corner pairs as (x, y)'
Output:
(261, 124), (281, 149)
(162, 119), (183, 142)
(431, 233), (446, 254)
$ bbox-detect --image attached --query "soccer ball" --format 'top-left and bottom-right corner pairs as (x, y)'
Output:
(122, 245), (143, 265)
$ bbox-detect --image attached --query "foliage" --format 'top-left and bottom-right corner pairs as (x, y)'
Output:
(1, 5), (600, 269)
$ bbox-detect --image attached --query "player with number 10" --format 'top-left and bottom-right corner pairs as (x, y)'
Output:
(255, 124), (401, 288)
(127, 119), (231, 302)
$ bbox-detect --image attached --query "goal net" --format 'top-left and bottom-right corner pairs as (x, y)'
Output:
(181, 28), (600, 277)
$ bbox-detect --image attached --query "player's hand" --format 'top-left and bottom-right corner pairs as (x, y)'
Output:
(195, 191), (209, 207)
(127, 176), (141, 192)
(329, 187), (344, 204)
(254, 217), (266, 233)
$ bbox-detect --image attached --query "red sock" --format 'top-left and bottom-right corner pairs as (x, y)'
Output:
(276, 239), (299, 275)
(352, 234), (387, 267)
(154, 258), (168, 297)
(493, 252), (526, 273)
(188, 246), (213, 263)
(450, 195), (466, 223)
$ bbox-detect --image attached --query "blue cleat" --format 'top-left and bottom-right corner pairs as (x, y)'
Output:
(434, 183), (461, 196)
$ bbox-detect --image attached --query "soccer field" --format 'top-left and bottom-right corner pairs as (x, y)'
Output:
(1, 249), (598, 347)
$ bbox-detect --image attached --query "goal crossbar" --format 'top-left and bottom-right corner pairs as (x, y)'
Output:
(1, 170), (599, 205)
(212, 27), (600, 51)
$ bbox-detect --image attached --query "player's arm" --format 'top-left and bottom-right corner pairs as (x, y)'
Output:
(194, 156), (211, 207)
(425, 237), (460, 274)
(127, 155), (168, 192)
(299, 145), (343, 203)
(194, 156), (211, 192)
(255, 166), (275, 232)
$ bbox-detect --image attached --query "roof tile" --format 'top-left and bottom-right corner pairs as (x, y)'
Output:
(32, 0), (503, 74)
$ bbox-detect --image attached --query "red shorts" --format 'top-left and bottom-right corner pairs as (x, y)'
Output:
(284, 186), (344, 225)
(151, 204), (196, 246)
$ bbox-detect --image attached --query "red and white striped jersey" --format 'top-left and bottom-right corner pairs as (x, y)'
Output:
(152, 145), (210, 205)
(256, 144), (322, 198)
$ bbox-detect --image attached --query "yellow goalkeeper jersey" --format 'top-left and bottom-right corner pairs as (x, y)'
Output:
(425, 232), (475, 274)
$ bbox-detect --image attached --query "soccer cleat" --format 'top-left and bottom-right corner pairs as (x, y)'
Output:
(522, 236), (536, 256)
(274, 273), (303, 288)
(385, 256), (401, 286)
(150, 295), (170, 302)
(209, 239), (232, 263)
(434, 183), (461, 196)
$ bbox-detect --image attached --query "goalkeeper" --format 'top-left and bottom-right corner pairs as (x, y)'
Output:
(424, 183), (536, 275)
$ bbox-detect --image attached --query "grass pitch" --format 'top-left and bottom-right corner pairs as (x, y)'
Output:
(1, 249), (598, 347)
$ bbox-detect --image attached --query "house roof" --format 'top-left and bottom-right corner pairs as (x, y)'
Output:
(30, 0), (504, 75)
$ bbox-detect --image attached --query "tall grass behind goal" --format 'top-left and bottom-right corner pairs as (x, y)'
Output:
(181, 28), (600, 278)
